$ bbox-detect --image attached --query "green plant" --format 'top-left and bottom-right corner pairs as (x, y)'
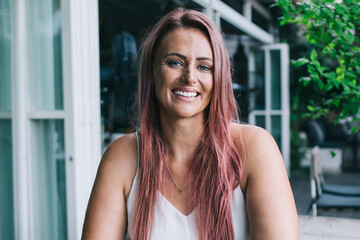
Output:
(276, 0), (360, 132)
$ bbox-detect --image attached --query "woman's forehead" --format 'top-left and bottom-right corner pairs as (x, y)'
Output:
(155, 27), (213, 59)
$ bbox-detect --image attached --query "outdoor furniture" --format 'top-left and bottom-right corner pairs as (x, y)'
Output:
(302, 118), (360, 170)
(309, 146), (360, 216)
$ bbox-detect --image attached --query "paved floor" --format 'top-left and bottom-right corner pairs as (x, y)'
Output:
(299, 215), (360, 240)
(290, 171), (360, 219)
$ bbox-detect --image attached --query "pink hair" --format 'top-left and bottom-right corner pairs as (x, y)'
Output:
(134, 8), (242, 239)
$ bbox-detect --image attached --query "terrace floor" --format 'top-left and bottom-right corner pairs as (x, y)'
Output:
(290, 170), (360, 239)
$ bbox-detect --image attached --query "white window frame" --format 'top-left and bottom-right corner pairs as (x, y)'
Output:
(11, 0), (101, 239)
(193, 0), (274, 43)
(248, 44), (290, 174)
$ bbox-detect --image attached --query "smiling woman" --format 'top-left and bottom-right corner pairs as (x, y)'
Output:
(82, 8), (299, 240)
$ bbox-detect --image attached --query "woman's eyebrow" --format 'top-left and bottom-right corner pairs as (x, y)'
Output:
(163, 52), (186, 59)
(197, 57), (213, 62)
(163, 52), (213, 62)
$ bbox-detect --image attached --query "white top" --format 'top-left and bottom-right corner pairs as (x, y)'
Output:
(126, 133), (249, 239)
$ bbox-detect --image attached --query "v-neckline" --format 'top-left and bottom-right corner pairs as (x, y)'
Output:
(157, 191), (197, 217)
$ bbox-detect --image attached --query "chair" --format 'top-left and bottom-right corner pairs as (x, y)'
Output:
(309, 146), (360, 216)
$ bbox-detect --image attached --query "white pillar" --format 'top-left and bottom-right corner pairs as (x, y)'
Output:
(12, 0), (30, 238)
(61, 0), (101, 238)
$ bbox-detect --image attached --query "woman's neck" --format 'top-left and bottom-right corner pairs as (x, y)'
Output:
(159, 115), (205, 166)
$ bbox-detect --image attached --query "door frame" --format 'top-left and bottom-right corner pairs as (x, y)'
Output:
(248, 43), (290, 174)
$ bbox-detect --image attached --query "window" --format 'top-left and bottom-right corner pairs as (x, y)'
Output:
(0, 0), (14, 238)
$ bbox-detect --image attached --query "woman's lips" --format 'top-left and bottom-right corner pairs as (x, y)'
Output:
(171, 87), (200, 98)
(173, 90), (199, 97)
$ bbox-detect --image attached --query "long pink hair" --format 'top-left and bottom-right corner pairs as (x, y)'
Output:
(134, 8), (242, 239)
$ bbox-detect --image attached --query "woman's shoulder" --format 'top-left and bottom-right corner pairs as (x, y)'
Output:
(82, 133), (138, 238)
(231, 122), (281, 161)
(230, 122), (283, 190)
(99, 133), (139, 197)
(230, 122), (275, 147)
(104, 133), (138, 161)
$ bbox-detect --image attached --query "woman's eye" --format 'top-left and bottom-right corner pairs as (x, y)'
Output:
(198, 65), (211, 71)
(167, 60), (182, 67)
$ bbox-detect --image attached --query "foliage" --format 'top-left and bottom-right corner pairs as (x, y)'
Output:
(276, 0), (360, 132)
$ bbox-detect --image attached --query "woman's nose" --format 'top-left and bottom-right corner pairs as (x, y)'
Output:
(182, 65), (196, 84)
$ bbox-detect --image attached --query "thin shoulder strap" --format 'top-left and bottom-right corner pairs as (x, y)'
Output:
(134, 131), (140, 168)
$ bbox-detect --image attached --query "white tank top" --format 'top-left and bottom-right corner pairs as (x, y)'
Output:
(126, 132), (249, 239)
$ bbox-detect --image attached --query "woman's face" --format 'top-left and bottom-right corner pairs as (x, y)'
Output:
(152, 27), (214, 121)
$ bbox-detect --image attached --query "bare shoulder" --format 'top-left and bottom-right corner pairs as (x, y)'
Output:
(82, 133), (138, 239)
(230, 123), (283, 190)
(231, 122), (274, 144)
(231, 122), (279, 160)
(100, 133), (138, 197)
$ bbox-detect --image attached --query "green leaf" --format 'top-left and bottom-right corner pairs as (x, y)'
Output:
(322, 6), (334, 18)
(356, 66), (360, 74)
(330, 151), (336, 158)
(313, 75), (324, 90)
(332, 98), (341, 107)
(344, 102), (360, 115)
(292, 58), (309, 67)
(307, 105), (315, 112)
(277, 0), (287, 6)
(323, 71), (336, 79)
(345, 70), (357, 79)
(352, 126), (359, 134)
(336, 66), (345, 75)
(325, 84), (334, 91)
(323, 32), (333, 43)
(313, 6), (321, 16)
(348, 22), (355, 30)
(334, 21), (343, 35)
(299, 76), (312, 87)
(333, 78), (341, 89)
(335, 4), (349, 15)
(351, 4), (360, 15)
(345, 32), (355, 44)
(311, 60), (323, 74)
(310, 49), (318, 61)
(341, 81), (351, 91)
(270, 3), (278, 8)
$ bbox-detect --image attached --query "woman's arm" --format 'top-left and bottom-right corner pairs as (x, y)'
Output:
(82, 134), (138, 239)
(235, 124), (299, 240)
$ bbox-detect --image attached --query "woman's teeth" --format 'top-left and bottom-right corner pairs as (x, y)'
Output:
(174, 90), (197, 97)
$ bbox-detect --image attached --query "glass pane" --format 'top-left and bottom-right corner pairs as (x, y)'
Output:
(0, 0), (11, 111)
(255, 115), (265, 129)
(0, 120), (15, 239)
(270, 50), (281, 110)
(254, 51), (265, 110)
(271, 115), (282, 151)
(27, 0), (63, 110)
(31, 120), (67, 240)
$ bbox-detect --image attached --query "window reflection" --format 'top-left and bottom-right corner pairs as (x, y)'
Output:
(31, 120), (67, 240)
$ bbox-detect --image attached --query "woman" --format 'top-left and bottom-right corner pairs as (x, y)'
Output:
(82, 8), (298, 240)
